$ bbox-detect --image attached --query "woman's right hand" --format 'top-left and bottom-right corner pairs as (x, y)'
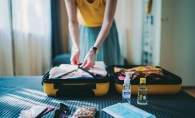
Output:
(70, 47), (80, 65)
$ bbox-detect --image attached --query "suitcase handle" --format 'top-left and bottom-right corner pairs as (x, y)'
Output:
(56, 89), (95, 96)
(54, 83), (96, 89)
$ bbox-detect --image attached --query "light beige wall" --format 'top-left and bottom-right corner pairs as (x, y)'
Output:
(59, 0), (69, 53)
(115, 0), (143, 65)
(115, 0), (134, 64)
(160, 0), (195, 86)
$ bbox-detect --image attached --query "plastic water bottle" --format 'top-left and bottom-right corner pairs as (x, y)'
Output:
(137, 78), (148, 105)
(122, 72), (133, 104)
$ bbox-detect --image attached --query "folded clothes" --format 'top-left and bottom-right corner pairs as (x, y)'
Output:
(114, 66), (168, 80)
(49, 61), (107, 79)
(114, 66), (163, 75)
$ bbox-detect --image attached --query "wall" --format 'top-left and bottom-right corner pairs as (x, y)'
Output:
(152, 0), (161, 66)
(115, 0), (142, 65)
(160, 0), (195, 86)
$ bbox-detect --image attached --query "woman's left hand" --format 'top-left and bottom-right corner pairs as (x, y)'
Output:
(80, 49), (96, 70)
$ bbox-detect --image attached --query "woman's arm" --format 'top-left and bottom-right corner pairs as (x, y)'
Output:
(64, 0), (80, 65)
(81, 0), (118, 69)
(93, 0), (118, 48)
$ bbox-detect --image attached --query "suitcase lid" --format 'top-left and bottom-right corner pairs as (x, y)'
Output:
(107, 65), (182, 85)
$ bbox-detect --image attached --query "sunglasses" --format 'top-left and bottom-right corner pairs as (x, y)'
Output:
(54, 103), (71, 118)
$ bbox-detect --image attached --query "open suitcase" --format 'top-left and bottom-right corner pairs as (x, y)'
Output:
(42, 62), (110, 97)
(107, 65), (182, 95)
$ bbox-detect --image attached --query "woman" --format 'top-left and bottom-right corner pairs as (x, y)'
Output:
(65, 0), (123, 69)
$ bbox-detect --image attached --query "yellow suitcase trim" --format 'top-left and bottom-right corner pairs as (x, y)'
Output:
(43, 82), (110, 96)
(115, 83), (181, 95)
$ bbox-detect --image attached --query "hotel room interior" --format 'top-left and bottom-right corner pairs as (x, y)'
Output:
(0, 0), (195, 117)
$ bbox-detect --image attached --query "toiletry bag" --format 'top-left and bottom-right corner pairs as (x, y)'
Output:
(107, 65), (182, 95)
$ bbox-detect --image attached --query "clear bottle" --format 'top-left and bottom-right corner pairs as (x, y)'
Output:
(122, 72), (133, 104)
(137, 78), (148, 105)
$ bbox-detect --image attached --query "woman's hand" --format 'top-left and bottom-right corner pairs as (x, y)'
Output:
(80, 49), (96, 69)
(70, 47), (80, 65)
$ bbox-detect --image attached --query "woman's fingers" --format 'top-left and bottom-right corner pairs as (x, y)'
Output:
(80, 60), (86, 67)
(83, 62), (94, 70)
(70, 47), (80, 65)
(80, 49), (95, 69)
(70, 58), (76, 65)
(81, 59), (95, 69)
(76, 57), (80, 64)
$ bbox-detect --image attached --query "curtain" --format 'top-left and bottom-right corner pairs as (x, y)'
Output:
(0, 0), (14, 76)
(0, 0), (51, 76)
(51, 0), (63, 59)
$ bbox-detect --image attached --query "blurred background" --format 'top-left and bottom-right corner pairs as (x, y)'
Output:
(0, 0), (194, 87)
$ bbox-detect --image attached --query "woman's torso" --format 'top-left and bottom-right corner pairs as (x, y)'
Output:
(75, 0), (106, 27)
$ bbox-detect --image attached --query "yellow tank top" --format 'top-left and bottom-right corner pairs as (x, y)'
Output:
(75, 0), (106, 27)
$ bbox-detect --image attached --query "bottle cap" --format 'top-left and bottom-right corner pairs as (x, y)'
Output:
(124, 72), (130, 84)
(140, 78), (146, 83)
(124, 72), (134, 84)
